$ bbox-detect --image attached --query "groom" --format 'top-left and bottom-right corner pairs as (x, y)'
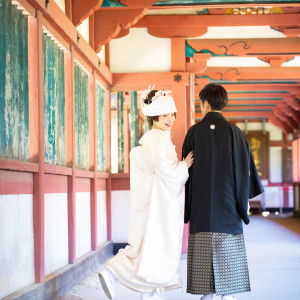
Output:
(182, 83), (264, 300)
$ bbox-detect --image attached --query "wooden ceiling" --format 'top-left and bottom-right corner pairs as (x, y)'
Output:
(65, 0), (300, 133)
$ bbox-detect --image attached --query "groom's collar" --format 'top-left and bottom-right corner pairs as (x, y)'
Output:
(202, 111), (226, 121)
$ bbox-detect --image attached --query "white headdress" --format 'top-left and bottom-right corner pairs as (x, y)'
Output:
(141, 85), (177, 117)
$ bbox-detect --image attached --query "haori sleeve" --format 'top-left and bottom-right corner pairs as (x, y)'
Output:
(232, 128), (252, 225)
(147, 133), (189, 187)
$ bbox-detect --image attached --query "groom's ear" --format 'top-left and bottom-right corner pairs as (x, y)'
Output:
(204, 100), (211, 110)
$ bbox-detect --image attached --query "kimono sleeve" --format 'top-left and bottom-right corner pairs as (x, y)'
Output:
(232, 128), (263, 225)
(147, 134), (189, 187)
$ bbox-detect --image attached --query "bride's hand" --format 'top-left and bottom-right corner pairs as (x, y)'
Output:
(184, 151), (194, 168)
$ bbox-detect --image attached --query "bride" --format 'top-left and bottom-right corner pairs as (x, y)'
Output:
(99, 87), (194, 300)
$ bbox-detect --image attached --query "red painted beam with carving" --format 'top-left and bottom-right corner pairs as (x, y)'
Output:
(72, 0), (103, 26)
(198, 67), (300, 80)
(93, 9), (147, 51)
(187, 38), (300, 56)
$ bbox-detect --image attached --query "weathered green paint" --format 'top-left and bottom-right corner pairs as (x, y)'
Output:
(144, 117), (151, 133)
(101, 0), (126, 7)
(96, 83), (106, 172)
(0, 0), (29, 161)
(75, 63), (89, 169)
(117, 91), (124, 173)
(130, 91), (139, 149)
(43, 33), (66, 166)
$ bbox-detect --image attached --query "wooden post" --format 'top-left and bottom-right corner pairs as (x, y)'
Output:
(105, 90), (112, 241)
(33, 10), (45, 282)
(91, 72), (97, 250)
(171, 83), (189, 254)
(130, 91), (139, 149)
(123, 94), (130, 173)
(117, 91), (124, 173)
(68, 45), (76, 263)
(171, 38), (186, 72)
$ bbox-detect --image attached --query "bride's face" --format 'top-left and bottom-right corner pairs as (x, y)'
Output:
(153, 113), (176, 131)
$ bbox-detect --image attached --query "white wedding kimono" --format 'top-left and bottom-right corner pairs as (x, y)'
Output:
(107, 129), (189, 292)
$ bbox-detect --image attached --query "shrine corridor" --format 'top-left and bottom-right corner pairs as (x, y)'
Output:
(58, 215), (300, 300)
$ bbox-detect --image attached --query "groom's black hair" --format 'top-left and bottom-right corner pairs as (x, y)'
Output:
(199, 83), (228, 111)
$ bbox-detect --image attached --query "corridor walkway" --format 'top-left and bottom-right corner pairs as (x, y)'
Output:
(57, 215), (300, 300)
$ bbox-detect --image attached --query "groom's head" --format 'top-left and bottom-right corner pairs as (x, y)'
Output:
(199, 83), (228, 116)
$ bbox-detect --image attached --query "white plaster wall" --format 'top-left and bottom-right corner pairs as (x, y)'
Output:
(111, 117), (118, 173)
(264, 186), (283, 208)
(236, 122), (283, 141)
(0, 195), (35, 299)
(111, 191), (131, 243)
(77, 18), (89, 43)
(97, 46), (106, 64)
(270, 147), (282, 183)
(97, 191), (107, 246)
(266, 123), (283, 141)
(288, 190), (294, 208)
(76, 193), (91, 259)
(207, 57), (270, 67)
(195, 26), (286, 39)
(54, 0), (65, 13)
(110, 28), (171, 73)
(44, 193), (68, 276)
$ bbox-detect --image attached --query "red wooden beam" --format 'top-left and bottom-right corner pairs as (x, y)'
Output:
(72, 0), (103, 26)
(278, 103), (300, 123)
(274, 108), (299, 130)
(198, 67), (300, 80)
(195, 80), (300, 94)
(269, 117), (294, 133)
(187, 38), (300, 56)
(195, 111), (274, 119)
(112, 72), (189, 91)
(93, 9), (147, 51)
(135, 14), (300, 28)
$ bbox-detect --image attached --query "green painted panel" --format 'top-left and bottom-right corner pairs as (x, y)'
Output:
(101, 0), (126, 7)
(0, 0), (29, 161)
(96, 83), (106, 172)
(43, 33), (66, 166)
(144, 118), (151, 133)
(117, 91), (124, 173)
(130, 91), (139, 149)
(75, 64), (89, 169)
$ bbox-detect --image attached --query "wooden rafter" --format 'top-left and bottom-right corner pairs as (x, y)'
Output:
(269, 117), (294, 133)
(93, 9), (147, 51)
(69, 0), (103, 26)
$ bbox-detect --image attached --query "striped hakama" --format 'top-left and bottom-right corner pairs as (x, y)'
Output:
(187, 232), (250, 296)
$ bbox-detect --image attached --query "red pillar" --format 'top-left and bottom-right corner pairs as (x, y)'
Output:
(68, 45), (76, 263)
(91, 72), (98, 250)
(33, 11), (45, 282)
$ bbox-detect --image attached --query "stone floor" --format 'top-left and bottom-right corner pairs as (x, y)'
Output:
(57, 215), (300, 300)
